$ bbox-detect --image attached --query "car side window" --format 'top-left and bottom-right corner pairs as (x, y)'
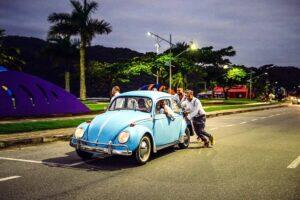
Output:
(156, 99), (172, 114)
(171, 99), (181, 114)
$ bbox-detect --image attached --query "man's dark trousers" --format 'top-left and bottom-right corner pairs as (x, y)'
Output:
(192, 115), (212, 142)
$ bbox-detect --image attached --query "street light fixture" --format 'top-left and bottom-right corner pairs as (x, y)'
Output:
(223, 65), (229, 69)
(147, 32), (197, 91)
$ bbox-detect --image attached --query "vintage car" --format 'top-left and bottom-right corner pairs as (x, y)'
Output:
(70, 90), (190, 164)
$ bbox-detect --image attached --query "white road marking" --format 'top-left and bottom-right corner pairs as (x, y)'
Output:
(0, 176), (21, 182)
(268, 115), (275, 117)
(287, 156), (300, 169)
(239, 122), (247, 124)
(260, 117), (267, 119)
(0, 156), (98, 167)
(209, 127), (219, 131)
(0, 157), (50, 164)
(251, 119), (258, 121)
(225, 124), (234, 127)
(275, 113), (281, 116)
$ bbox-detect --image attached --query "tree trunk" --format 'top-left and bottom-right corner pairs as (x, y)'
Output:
(65, 71), (70, 92)
(79, 37), (86, 100)
(223, 87), (228, 100)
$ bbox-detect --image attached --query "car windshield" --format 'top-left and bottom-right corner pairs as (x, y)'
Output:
(109, 96), (153, 113)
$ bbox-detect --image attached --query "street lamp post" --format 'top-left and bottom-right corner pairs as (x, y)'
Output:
(147, 32), (175, 91)
(147, 32), (197, 92)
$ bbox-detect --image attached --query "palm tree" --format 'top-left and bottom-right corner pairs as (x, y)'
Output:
(48, 0), (112, 100)
(45, 35), (78, 92)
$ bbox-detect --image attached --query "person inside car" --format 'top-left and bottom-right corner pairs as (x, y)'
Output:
(157, 100), (175, 120)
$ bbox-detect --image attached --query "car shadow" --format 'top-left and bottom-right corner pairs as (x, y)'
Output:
(42, 146), (178, 171)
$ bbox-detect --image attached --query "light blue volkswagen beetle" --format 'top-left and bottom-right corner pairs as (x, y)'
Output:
(70, 91), (190, 164)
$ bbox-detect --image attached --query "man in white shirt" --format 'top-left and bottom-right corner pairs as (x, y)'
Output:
(184, 90), (214, 147)
(173, 87), (187, 108)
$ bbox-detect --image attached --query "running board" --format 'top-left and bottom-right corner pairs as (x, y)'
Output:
(156, 141), (179, 151)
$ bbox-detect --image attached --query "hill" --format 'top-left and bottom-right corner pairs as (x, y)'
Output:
(2, 35), (143, 96)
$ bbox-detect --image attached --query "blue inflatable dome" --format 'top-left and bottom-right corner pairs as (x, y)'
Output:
(0, 66), (89, 117)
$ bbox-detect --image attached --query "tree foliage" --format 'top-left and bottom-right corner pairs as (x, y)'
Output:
(0, 28), (25, 70)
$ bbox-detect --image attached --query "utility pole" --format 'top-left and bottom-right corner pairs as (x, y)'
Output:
(169, 34), (172, 91)
(155, 40), (160, 84)
(249, 72), (253, 100)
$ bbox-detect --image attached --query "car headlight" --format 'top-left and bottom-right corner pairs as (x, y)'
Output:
(118, 131), (130, 144)
(74, 128), (84, 139)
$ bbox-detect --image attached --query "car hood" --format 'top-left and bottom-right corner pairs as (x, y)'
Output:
(85, 110), (151, 143)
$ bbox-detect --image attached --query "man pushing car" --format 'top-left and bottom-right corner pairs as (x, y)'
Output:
(184, 90), (214, 147)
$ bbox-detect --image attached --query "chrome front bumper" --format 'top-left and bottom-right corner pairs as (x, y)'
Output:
(70, 138), (132, 156)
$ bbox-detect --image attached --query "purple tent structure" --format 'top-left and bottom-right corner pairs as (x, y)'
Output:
(0, 66), (89, 118)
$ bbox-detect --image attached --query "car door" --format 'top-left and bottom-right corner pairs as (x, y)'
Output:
(170, 98), (183, 139)
(153, 98), (178, 146)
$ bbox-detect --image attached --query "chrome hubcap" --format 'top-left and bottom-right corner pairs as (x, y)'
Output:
(139, 137), (150, 162)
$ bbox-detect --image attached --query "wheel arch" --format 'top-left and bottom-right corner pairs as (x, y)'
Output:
(143, 132), (156, 153)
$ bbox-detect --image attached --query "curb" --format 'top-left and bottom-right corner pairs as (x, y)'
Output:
(206, 104), (287, 118)
(0, 104), (288, 149)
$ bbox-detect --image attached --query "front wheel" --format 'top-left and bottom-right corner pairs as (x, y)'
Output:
(134, 135), (152, 165)
(178, 128), (190, 149)
(76, 149), (93, 159)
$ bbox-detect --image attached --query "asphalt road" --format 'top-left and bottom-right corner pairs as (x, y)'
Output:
(0, 106), (299, 200)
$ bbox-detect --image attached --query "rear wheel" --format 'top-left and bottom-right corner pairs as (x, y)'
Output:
(134, 135), (152, 165)
(76, 149), (93, 159)
(178, 128), (190, 149)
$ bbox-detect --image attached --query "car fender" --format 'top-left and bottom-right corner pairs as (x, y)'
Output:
(180, 119), (188, 136)
(118, 125), (156, 152)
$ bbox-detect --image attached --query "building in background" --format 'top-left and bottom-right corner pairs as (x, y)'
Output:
(213, 85), (249, 98)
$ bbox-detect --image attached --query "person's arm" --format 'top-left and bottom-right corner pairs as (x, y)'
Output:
(164, 105), (175, 120)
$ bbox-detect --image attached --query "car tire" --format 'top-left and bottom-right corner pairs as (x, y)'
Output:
(178, 128), (190, 149)
(134, 135), (152, 165)
(76, 149), (93, 159)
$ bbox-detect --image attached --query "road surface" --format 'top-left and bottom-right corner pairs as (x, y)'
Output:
(0, 106), (299, 200)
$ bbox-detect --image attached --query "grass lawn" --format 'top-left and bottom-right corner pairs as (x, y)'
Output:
(84, 102), (109, 111)
(204, 103), (269, 112)
(223, 98), (260, 104)
(0, 117), (93, 134)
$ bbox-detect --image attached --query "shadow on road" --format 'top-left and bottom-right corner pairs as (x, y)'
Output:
(42, 146), (179, 171)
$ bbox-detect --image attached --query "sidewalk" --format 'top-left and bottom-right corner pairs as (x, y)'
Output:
(0, 103), (287, 149)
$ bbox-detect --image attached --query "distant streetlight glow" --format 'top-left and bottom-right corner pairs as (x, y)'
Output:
(223, 65), (229, 69)
(189, 41), (198, 51)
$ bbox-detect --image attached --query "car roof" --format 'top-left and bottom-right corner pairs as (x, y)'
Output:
(118, 90), (172, 100)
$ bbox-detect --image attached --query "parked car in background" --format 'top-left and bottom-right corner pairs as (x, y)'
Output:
(291, 96), (300, 104)
(70, 91), (190, 164)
